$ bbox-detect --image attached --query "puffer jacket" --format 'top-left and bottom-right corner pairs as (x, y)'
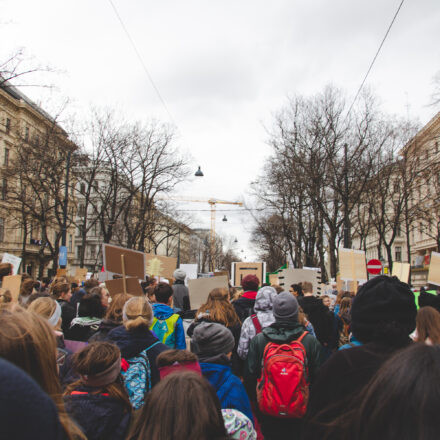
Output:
(237, 286), (277, 360)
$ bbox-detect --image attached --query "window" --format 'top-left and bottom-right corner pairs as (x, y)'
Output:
(90, 245), (96, 259)
(395, 246), (402, 262)
(34, 135), (39, 147)
(5, 118), (10, 134)
(77, 246), (83, 259)
(1, 179), (7, 200)
(25, 126), (29, 142)
(68, 234), (73, 253)
(4, 148), (9, 167)
(0, 218), (4, 242)
(80, 183), (86, 194)
(78, 204), (85, 217)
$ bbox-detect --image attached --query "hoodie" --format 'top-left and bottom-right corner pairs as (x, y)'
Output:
(233, 291), (258, 322)
(151, 303), (186, 349)
(199, 353), (254, 424)
(172, 280), (190, 311)
(237, 286), (277, 360)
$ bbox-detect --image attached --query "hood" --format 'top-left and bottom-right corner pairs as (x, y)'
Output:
(299, 296), (327, 314)
(152, 303), (174, 319)
(200, 361), (232, 390)
(107, 325), (159, 359)
(262, 321), (306, 343)
(254, 286), (278, 312)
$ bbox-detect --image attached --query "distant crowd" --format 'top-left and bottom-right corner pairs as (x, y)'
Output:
(0, 261), (439, 439)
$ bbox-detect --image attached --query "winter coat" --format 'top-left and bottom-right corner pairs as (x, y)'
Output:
(89, 319), (121, 342)
(151, 303), (186, 349)
(298, 295), (337, 348)
(64, 385), (130, 440)
(172, 280), (190, 311)
(237, 287), (277, 360)
(303, 342), (409, 440)
(57, 299), (76, 339)
(233, 291), (258, 323)
(199, 353), (254, 424)
(106, 325), (168, 388)
(68, 316), (101, 342)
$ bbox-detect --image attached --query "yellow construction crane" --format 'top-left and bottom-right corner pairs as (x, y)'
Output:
(158, 196), (243, 271)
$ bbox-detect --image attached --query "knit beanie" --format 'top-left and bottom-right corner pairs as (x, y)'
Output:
(241, 274), (259, 291)
(191, 322), (235, 356)
(173, 269), (186, 281)
(351, 275), (416, 345)
(273, 291), (299, 322)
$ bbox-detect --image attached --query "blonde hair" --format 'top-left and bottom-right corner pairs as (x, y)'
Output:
(28, 297), (61, 330)
(123, 297), (153, 330)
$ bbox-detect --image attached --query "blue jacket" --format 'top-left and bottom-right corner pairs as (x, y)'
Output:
(200, 357), (254, 424)
(151, 303), (186, 350)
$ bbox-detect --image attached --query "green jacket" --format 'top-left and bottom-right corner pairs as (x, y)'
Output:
(244, 321), (323, 400)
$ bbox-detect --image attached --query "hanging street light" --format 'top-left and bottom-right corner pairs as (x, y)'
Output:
(195, 166), (204, 177)
(222, 215), (228, 222)
(234, 238), (238, 243)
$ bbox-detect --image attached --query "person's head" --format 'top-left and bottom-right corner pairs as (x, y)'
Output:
(90, 286), (110, 309)
(0, 310), (85, 440)
(191, 322), (235, 358)
(415, 306), (440, 344)
(335, 290), (351, 305)
(28, 297), (62, 330)
(0, 288), (12, 311)
(122, 296), (153, 331)
(289, 283), (303, 297)
(154, 282), (174, 305)
(26, 292), (50, 307)
(19, 278), (36, 297)
(241, 274), (259, 292)
(51, 282), (71, 301)
(272, 284), (284, 294)
(273, 291), (299, 324)
(254, 286), (278, 312)
(338, 297), (351, 316)
(127, 371), (229, 440)
(197, 288), (241, 327)
(321, 295), (331, 308)
(351, 275), (416, 347)
(84, 278), (99, 293)
(78, 293), (105, 319)
(0, 263), (12, 281)
(65, 342), (131, 411)
(146, 286), (156, 303)
(302, 281), (313, 295)
(105, 293), (132, 322)
(156, 349), (202, 379)
(173, 268), (186, 282)
(341, 344), (440, 440)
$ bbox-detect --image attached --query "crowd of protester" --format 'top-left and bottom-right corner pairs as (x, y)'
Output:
(1, 260), (440, 439)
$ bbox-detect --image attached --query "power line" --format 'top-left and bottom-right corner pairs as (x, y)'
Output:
(346, 0), (406, 118)
(107, 0), (175, 125)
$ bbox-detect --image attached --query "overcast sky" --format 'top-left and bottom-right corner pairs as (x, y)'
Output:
(1, 0), (439, 262)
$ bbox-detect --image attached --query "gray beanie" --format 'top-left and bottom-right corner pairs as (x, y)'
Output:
(192, 322), (235, 355)
(273, 291), (299, 322)
(173, 268), (186, 281)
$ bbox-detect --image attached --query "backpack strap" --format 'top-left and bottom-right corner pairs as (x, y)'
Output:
(251, 314), (262, 334)
(296, 331), (308, 344)
(145, 341), (161, 353)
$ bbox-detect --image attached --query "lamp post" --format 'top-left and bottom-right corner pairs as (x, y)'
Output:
(59, 150), (72, 269)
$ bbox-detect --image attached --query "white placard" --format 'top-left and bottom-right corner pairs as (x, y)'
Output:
(179, 264), (198, 285)
(1, 253), (22, 275)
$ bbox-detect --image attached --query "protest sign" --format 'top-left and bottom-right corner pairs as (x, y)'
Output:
(2, 275), (22, 302)
(1, 253), (21, 275)
(392, 262), (411, 283)
(231, 262), (266, 287)
(103, 244), (146, 280)
(179, 264), (198, 285)
(428, 252), (440, 286)
(105, 277), (144, 297)
(278, 268), (322, 294)
(338, 248), (367, 283)
(188, 275), (229, 310)
(145, 253), (177, 279)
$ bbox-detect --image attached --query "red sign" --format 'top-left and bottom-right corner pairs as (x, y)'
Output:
(367, 259), (382, 275)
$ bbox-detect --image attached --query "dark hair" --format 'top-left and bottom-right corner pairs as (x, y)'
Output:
(0, 263), (12, 280)
(84, 278), (99, 293)
(156, 349), (198, 368)
(415, 306), (440, 344)
(64, 342), (131, 412)
(50, 282), (70, 299)
(26, 292), (50, 306)
(291, 284), (303, 297)
(327, 344), (440, 440)
(154, 282), (173, 304)
(78, 293), (105, 318)
(126, 372), (229, 440)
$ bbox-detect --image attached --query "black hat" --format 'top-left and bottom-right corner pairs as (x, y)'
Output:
(351, 276), (416, 346)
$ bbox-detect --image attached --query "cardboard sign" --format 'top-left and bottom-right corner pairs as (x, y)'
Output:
(214, 271), (229, 278)
(188, 275), (229, 310)
(145, 253), (177, 279)
(56, 268), (67, 277)
(392, 262), (410, 283)
(338, 248), (367, 283)
(2, 275), (22, 302)
(75, 268), (88, 282)
(103, 244), (146, 280)
(231, 262), (266, 287)
(1, 253), (22, 275)
(428, 252), (440, 286)
(269, 274), (279, 286)
(105, 278), (144, 297)
(278, 268), (322, 295)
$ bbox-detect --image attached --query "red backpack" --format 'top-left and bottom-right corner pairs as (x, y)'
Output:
(257, 332), (309, 418)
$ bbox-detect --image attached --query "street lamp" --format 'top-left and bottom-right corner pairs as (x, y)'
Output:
(222, 215), (227, 222)
(195, 166), (204, 177)
(234, 238), (238, 243)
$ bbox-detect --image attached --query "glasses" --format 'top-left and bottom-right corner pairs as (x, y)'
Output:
(56, 349), (67, 367)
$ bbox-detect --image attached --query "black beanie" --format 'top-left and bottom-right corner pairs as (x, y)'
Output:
(351, 275), (416, 345)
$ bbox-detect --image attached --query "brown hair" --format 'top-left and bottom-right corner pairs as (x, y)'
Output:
(0, 310), (85, 439)
(197, 288), (241, 327)
(123, 297), (153, 330)
(415, 306), (440, 344)
(64, 342), (131, 412)
(127, 372), (228, 440)
(146, 286), (156, 302)
(0, 262), (12, 280)
(302, 281), (313, 293)
(0, 288), (12, 310)
(105, 293), (132, 322)
(272, 285), (284, 294)
(84, 278), (99, 292)
(335, 290), (351, 305)
(338, 297), (352, 317)
(19, 278), (36, 297)
(156, 349), (198, 368)
(50, 282), (70, 299)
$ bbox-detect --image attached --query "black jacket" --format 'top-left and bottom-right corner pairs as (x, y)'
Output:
(233, 297), (255, 323)
(57, 299), (76, 339)
(89, 319), (120, 342)
(106, 325), (169, 387)
(64, 385), (130, 440)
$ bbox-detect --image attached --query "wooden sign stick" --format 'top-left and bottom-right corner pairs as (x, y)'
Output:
(121, 254), (127, 295)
